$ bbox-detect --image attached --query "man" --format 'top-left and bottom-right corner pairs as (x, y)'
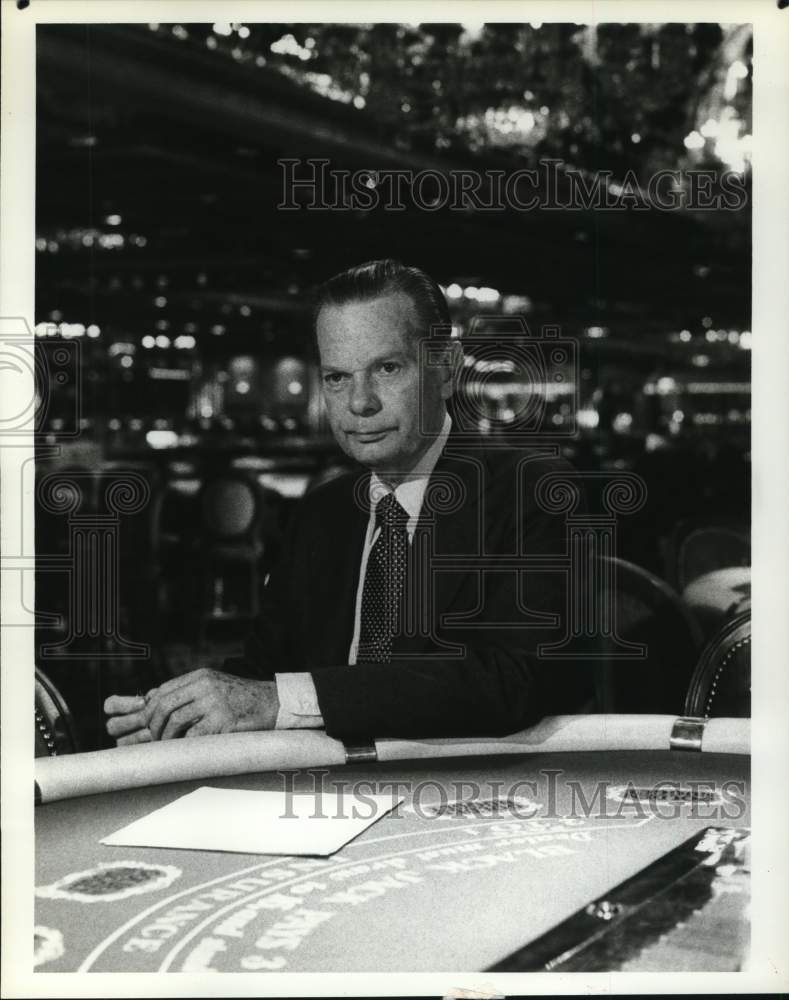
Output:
(106, 260), (589, 744)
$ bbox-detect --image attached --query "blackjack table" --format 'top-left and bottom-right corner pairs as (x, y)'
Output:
(34, 714), (750, 974)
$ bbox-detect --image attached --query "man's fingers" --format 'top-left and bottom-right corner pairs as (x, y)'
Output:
(161, 703), (203, 741)
(146, 688), (199, 741)
(106, 710), (149, 738)
(116, 728), (153, 747)
(104, 694), (145, 716)
(105, 673), (221, 740)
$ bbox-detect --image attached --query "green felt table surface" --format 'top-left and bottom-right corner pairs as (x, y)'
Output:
(35, 749), (749, 973)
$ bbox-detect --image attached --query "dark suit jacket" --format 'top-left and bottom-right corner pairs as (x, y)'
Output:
(230, 433), (593, 740)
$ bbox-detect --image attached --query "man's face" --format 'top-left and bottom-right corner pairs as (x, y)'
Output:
(316, 292), (453, 479)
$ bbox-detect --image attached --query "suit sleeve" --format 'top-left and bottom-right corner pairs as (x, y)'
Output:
(312, 457), (595, 741)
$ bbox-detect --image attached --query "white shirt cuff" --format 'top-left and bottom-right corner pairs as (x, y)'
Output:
(274, 672), (324, 729)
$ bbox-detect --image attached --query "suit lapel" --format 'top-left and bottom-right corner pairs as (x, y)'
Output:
(397, 435), (493, 656)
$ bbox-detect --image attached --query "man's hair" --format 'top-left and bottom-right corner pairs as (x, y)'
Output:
(313, 259), (452, 342)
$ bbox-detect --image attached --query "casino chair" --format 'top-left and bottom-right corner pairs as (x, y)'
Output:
(683, 610), (751, 719)
(593, 555), (705, 715)
(149, 473), (201, 627)
(194, 473), (265, 640)
(666, 518), (750, 593)
(305, 463), (351, 495)
(35, 667), (80, 757)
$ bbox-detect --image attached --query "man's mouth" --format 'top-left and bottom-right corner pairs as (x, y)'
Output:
(348, 429), (393, 443)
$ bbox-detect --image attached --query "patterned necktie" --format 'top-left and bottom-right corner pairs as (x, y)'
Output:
(357, 492), (410, 663)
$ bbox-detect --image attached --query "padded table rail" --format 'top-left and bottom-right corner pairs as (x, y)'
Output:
(35, 715), (749, 803)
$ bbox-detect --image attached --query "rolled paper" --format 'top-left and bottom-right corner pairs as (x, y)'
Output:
(35, 715), (750, 804)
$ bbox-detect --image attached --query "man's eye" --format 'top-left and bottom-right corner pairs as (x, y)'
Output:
(323, 373), (347, 388)
(378, 361), (401, 375)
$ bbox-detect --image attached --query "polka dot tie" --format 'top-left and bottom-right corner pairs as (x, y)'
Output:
(357, 492), (410, 663)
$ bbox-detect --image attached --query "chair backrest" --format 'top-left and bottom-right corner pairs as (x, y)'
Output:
(200, 475), (261, 540)
(671, 521), (750, 592)
(595, 555), (705, 714)
(305, 464), (351, 496)
(35, 667), (80, 757)
(684, 610), (751, 718)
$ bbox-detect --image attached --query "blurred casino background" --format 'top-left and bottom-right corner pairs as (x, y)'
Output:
(34, 23), (752, 749)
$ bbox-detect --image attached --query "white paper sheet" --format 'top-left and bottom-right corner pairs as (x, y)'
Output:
(100, 786), (403, 856)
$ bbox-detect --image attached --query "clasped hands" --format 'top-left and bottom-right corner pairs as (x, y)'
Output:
(104, 668), (280, 744)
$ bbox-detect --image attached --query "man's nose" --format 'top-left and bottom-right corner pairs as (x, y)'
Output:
(348, 372), (381, 416)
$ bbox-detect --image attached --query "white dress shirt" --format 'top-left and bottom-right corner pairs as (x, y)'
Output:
(274, 412), (453, 729)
